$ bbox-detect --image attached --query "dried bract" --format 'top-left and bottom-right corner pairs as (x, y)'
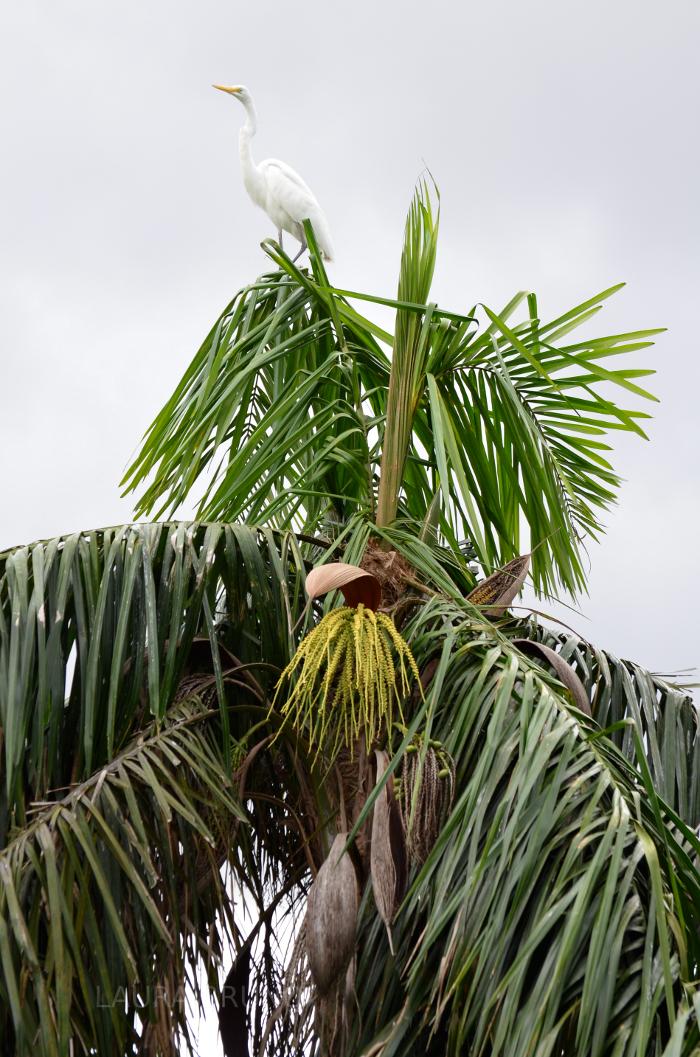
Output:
(467, 554), (530, 618)
(370, 750), (407, 953)
(513, 638), (592, 716)
(306, 563), (381, 611)
(306, 834), (359, 996)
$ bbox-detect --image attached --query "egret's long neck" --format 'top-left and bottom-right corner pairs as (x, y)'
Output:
(238, 98), (265, 205)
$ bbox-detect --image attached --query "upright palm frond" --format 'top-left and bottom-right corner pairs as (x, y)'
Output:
(376, 177), (441, 528)
(121, 271), (384, 534)
(416, 286), (659, 593)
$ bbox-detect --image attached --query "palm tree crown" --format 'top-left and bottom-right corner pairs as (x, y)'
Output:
(1, 181), (697, 1057)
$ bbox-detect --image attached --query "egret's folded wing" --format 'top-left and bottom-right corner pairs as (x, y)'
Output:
(261, 159), (322, 222)
(261, 157), (315, 195)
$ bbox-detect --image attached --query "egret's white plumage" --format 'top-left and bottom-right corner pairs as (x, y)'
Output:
(213, 85), (334, 262)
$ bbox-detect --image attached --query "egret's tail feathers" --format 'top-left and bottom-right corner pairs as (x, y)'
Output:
(315, 234), (335, 263)
(307, 214), (335, 265)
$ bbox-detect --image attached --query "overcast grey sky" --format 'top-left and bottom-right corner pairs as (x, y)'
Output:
(0, 1), (697, 673)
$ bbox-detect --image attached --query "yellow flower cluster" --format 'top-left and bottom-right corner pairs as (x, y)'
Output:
(275, 605), (418, 767)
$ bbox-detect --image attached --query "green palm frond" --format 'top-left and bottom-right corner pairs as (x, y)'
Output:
(0, 522), (318, 1056)
(376, 176), (441, 528)
(416, 289), (659, 593)
(0, 694), (243, 1057)
(1, 173), (689, 1057)
(518, 617), (700, 825)
(0, 522), (309, 839)
(0, 522), (698, 1055)
(349, 599), (700, 1056)
(121, 183), (657, 598)
(121, 271), (384, 534)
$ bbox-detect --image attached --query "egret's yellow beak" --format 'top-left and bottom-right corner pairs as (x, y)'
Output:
(212, 84), (242, 95)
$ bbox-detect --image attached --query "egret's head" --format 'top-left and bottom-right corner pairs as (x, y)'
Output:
(212, 84), (250, 105)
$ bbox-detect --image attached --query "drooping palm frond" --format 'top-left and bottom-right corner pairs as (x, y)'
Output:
(1, 523), (698, 1056)
(517, 617), (700, 826)
(415, 287), (659, 594)
(0, 694), (244, 1057)
(347, 598), (700, 1057)
(0, 522), (317, 1056)
(0, 521), (309, 840)
(121, 182), (658, 597)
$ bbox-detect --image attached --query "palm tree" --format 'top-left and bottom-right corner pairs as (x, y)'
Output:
(1, 181), (699, 1057)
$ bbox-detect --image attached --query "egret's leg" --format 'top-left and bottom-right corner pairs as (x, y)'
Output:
(291, 238), (307, 264)
(277, 229), (284, 250)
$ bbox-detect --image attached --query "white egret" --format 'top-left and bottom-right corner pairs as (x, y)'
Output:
(213, 84), (335, 262)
